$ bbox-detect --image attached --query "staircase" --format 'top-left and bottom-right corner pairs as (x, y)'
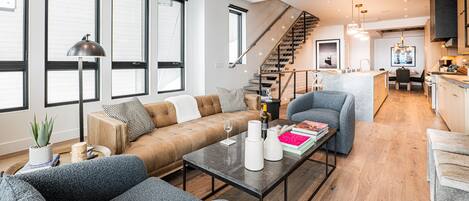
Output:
(243, 12), (319, 95)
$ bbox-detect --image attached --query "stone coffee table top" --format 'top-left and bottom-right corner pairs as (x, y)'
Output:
(183, 119), (337, 196)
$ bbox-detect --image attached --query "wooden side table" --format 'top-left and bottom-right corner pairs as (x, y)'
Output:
(5, 145), (111, 175)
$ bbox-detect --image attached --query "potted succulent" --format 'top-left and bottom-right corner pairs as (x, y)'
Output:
(29, 115), (54, 165)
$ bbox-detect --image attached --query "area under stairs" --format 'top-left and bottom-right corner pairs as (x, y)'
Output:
(244, 12), (319, 94)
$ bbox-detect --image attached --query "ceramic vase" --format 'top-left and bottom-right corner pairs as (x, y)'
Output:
(29, 144), (53, 165)
(264, 127), (283, 161)
(245, 120), (264, 171)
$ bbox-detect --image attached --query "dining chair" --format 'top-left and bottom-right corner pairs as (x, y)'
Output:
(396, 68), (411, 91)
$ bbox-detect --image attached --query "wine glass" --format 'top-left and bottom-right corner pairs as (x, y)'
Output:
(221, 120), (235, 146)
(224, 120), (233, 139)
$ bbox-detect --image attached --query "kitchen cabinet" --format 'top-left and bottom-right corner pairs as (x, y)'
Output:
(458, 0), (469, 54)
(431, 0), (457, 41)
(437, 76), (469, 133)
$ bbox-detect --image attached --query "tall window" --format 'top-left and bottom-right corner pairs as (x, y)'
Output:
(229, 5), (246, 64)
(45, 0), (99, 106)
(112, 0), (148, 98)
(0, 0), (28, 112)
(157, 0), (184, 93)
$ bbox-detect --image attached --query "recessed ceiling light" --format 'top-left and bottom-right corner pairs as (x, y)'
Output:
(404, 14), (409, 18)
(404, 0), (408, 2)
(258, 52), (263, 56)
(404, 8), (408, 11)
(345, 15), (349, 18)
(281, 25), (286, 29)
(337, 9), (341, 12)
(291, 16), (295, 19)
(271, 38), (275, 41)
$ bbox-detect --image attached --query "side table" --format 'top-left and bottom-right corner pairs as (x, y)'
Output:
(5, 145), (111, 175)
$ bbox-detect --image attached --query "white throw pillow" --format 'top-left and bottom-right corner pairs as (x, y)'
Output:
(165, 95), (201, 123)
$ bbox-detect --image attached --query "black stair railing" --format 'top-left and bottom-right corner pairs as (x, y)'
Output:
(260, 69), (319, 101)
(230, 5), (292, 68)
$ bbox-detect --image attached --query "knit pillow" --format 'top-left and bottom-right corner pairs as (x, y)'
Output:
(216, 87), (247, 113)
(103, 98), (155, 141)
(0, 176), (46, 201)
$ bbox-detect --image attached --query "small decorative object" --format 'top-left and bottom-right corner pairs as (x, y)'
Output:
(221, 120), (236, 146)
(29, 115), (54, 165)
(264, 127), (283, 161)
(71, 142), (87, 163)
(244, 120), (264, 171)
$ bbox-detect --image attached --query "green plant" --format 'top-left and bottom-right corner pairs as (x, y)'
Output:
(30, 115), (54, 148)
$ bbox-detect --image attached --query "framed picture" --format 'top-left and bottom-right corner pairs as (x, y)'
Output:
(316, 39), (340, 70)
(391, 46), (416, 67)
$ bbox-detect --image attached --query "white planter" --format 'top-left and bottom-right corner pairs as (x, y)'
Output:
(29, 145), (53, 165)
(264, 128), (283, 161)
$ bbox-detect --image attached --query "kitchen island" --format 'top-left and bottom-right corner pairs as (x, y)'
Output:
(320, 71), (389, 122)
(436, 74), (469, 133)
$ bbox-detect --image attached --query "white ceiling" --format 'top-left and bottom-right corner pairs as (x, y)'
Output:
(281, 0), (430, 26)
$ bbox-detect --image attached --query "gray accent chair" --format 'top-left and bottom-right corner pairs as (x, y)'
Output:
(12, 155), (199, 201)
(287, 91), (355, 154)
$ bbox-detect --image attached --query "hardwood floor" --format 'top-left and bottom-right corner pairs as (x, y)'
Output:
(0, 89), (448, 201)
(165, 89), (448, 201)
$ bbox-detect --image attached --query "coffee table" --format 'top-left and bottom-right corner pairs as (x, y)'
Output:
(182, 119), (337, 201)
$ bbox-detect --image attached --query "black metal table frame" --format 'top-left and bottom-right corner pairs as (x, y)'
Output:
(182, 133), (337, 201)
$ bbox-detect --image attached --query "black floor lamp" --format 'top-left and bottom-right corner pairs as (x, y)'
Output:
(67, 34), (106, 142)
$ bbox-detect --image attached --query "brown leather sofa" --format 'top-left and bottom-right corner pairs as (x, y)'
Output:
(87, 94), (260, 177)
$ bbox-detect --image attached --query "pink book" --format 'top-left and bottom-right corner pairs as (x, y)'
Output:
(278, 131), (311, 148)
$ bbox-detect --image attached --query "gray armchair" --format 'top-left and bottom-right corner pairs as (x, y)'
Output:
(11, 155), (199, 201)
(287, 91), (355, 154)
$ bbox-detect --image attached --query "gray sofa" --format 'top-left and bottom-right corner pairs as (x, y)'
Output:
(8, 155), (199, 201)
(287, 91), (355, 154)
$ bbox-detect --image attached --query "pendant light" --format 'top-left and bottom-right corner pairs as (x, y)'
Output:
(359, 9), (369, 41)
(347, 0), (359, 35)
(353, 4), (364, 38)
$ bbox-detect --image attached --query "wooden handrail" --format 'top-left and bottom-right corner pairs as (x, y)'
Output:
(230, 5), (292, 68)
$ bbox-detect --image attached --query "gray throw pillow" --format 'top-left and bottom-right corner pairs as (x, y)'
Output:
(103, 98), (155, 141)
(216, 87), (247, 113)
(0, 176), (46, 201)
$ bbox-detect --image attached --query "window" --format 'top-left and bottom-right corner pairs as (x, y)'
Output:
(45, 0), (100, 106)
(0, 0), (28, 112)
(228, 5), (246, 64)
(157, 0), (184, 93)
(111, 0), (148, 98)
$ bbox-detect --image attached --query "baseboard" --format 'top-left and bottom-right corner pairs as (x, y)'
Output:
(0, 129), (82, 156)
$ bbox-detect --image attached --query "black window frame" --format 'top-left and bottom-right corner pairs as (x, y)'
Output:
(0, 0), (29, 113)
(111, 0), (149, 99)
(157, 0), (185, 94)
(44, 0), (101, 107)
(228, 4), (247, 65)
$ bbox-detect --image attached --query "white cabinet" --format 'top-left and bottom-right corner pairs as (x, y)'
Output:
(437, 77), (469, 133)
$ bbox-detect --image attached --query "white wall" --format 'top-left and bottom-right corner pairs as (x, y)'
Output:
(293, 25), (347, 70)
(202, 0), (298, 94)
(0, 0), (294, 155)
(373, 30), (425, 76)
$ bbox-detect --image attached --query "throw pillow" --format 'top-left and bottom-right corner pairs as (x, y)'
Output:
(103, 98), (155, 141)
(216, 87), (247, 113)
(0, 176), (46, 201)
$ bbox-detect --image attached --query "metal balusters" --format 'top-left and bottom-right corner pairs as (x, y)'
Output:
(293, 70), (297, 99)
(277, 45), (281, 72)
(278, 73), (282, 100)
(303, 12), (307, 43)
(291, 27), (295, 64)
(258, 71), (262, 95)
(305, 71), (309, 93)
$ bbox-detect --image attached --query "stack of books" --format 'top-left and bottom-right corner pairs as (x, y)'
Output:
(291, 120), (329, 141)
(17, 154), (60, 174)
(278, 120), (329, 155)
(278, 131), (316, 155)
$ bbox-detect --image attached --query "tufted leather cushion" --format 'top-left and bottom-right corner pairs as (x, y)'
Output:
(124, 110), (259, 174)
(194, 95), (222, 117)
(144, 102), (178, 128)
